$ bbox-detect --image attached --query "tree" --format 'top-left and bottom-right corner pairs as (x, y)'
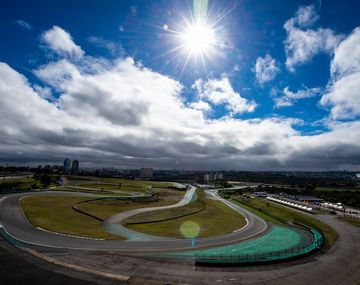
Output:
(40, 174), (51, 187)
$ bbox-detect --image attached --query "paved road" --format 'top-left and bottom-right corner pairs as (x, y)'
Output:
(0, 189), (268, 252)
(38, 213), (360, 285)
(101, 185), (197, 240)
(1, 190), (359, 284)
(0, 237), (112, 285)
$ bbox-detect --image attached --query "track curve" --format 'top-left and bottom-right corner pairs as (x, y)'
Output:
(0, 188), (269, 252)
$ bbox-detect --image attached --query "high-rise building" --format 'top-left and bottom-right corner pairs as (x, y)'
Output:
(204, 173), (210, 182)
(63, 159), (71, 174)
(218, 173), (224, 180)
(71, 160), (79, 175)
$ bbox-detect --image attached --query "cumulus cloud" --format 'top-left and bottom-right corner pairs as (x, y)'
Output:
(254, 54), (279, 84)
(321, 27), (360, 119)
(274, 86), (321, 108)
(1, 26), (360, 170)
(189, 100), (212, 112)
(292, 5), (319, 28)
(192, 77), (256, 115)
(284, 5), (342, 71)
(42, 26), (84, 58)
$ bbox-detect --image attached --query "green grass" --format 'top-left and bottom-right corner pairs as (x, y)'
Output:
(96, 177), (173, 188)
(338, 216), (360, 228)
(20, 196), (122, 240)
(54, 187), (132, 196)
(123, 189), (206, 224)
(76, 196), (181, 221)
(231, 196), (338, 249)
(20, 186), (184, 239)
(127, 197), (247, 238)
(316, 187), (360, 192)
(63, 177), (174, 193)
(78, 183), (149, 192)
(0, 178), (42, 192)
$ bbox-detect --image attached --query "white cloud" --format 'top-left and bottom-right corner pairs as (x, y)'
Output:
(293, 5), (319, 28)
(14, 19), (33, 30)
(321, 27), (360, 119)
(274, 86), (321, 108)
(42, 26), (84, 58)
(189, 100), (212, 112)
(1, 26), (360, 170)
(273, 96), (293, 108)
(192, 77), (257, 115)
(284, 6), (342, 71)
(88, 36), (124, 56)
(254, 54), (279, 84)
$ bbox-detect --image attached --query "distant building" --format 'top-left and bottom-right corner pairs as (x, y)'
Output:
(71, 160), (79, 175)
(204, 173), (211, 182)
(293, 195), (323, 205)
(140, 168), (153, 179)
(204, 172), (223, 182)
(63, 159), (71, 174)
(253, 192), (268, 198)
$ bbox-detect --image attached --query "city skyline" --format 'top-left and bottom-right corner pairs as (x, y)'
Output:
(1, 0), (360, 171)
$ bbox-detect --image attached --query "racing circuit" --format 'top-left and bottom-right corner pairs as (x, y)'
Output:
(0, 182), (360, 284)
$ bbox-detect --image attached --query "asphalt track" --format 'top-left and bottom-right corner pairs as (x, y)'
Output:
(36, 213), (359, 285)
(0, 188), (269, 252)
(1, 190), (359, 284)
(101, 185), (197, 240)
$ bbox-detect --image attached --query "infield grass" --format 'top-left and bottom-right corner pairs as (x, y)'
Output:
(230, 196), (338, 249)
(20, 196), (122, 240)
(127, 197), (247, 238)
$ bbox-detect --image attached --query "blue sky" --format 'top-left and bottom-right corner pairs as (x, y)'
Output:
(0, 0), (360, 170)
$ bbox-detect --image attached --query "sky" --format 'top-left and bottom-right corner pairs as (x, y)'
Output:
(0, 0), (360, 171)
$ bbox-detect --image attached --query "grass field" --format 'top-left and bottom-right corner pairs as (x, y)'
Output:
(20, 188), (184, 239)
(59, 188), (132, 196)
(123, 189), (206, 224)
(127, 197), (247, 238)
(338, 216), (360, 228)
(316, 187), (360, 192)
(61, 176), (174, 193)
(230, 196), (338, 249)
(99, 178), (173, 188)
(78, 183), (149, 192)
(20, 196), (122, 240)
(0, 178), (42, 192)
(76, 193), (183, 221)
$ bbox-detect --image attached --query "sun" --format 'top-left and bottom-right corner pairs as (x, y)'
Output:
(160, 1), (230, 73)
(180, 20), (216, 56)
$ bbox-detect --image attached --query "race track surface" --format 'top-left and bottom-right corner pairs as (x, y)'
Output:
(0, 188), (268, 251)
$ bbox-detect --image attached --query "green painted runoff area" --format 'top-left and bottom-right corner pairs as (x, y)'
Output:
(171, 225), (310, 257)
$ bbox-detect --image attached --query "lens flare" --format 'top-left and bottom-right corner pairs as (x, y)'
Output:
(180, 221), (200, 238)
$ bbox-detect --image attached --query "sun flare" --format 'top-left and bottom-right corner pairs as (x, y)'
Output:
(181, 20), (216, 55)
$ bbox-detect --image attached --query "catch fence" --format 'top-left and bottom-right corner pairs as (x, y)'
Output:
(195, 225), (323, 266)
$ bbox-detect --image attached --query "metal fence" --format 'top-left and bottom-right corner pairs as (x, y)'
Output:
(195, 227), (323, 266)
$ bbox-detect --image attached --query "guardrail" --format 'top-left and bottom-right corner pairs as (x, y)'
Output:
(0, 224), (28, 248)
(195, 227), (323, 266)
